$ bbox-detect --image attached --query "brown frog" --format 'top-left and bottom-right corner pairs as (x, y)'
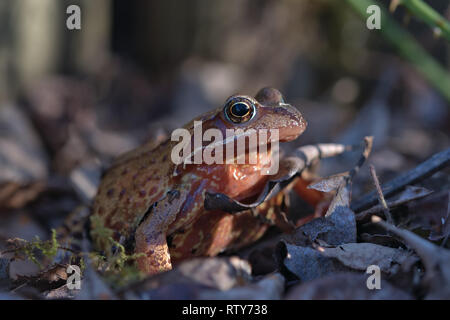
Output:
(90, 87), (307, 275)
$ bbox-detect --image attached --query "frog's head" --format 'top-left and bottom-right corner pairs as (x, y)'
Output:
(174, 88), (306, 170)
(217, 87), (307, 142)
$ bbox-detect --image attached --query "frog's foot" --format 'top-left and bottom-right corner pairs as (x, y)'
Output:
(135, 189), (188, 275)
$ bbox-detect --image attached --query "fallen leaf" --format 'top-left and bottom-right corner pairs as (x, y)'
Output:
(319, 243), (415, 275)
(286, 205), (356, 246)
(277, 242), (351, 282)
(14, 264), (69, 293)
(308, 173), (347, 193)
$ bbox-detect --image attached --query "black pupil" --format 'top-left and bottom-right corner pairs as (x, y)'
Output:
(231, 103), (250, 117)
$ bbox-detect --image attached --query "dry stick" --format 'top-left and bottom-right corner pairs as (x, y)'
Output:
(291, 143), (353, 171)
(352, 147), (450, 212)
(289, 136), (372, 175)
(355, 187), (432, 222)
(369, 164), (394, 224)
(348, 136), (373, 181)
(321, 137), (373, 217)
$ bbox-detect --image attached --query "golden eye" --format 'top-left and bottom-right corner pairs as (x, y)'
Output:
(224, 100), (256, 124)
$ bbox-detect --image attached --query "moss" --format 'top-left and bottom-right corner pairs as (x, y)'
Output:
(5, 218), (146, 288)
(8, 229), (61, 269)
(89, 215), (145, 280)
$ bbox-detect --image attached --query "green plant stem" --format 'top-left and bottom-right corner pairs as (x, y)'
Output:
(345, 0), (450, 103)
(400, 0), (450, 42)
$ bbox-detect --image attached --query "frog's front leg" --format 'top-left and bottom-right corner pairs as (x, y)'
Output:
(135, 189), (187, 275)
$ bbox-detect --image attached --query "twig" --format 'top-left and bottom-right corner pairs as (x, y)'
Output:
(355, 186), (432, 222)
(369, 164), (394, 224)
(308, 137), (373, 217)
(348, 136), (373, 181)
(291, 143), (354, 171)
(352, 147), (450, 212)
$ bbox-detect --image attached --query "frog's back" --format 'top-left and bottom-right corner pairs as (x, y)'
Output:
(91, 140), (173, 239)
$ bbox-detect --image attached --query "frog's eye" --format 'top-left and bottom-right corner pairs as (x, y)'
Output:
(224, 100), (256, 124)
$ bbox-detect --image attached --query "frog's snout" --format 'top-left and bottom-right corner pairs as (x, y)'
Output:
(254, 87), (307, 142)
(277, 103), (307, 142)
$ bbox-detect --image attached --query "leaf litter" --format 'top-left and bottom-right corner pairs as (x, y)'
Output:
(0, 127), (449, 299)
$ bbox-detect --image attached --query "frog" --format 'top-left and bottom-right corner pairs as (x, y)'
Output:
(90, 87), (307, 275)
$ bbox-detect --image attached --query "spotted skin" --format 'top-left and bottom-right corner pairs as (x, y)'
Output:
(91, 88), (307, 275)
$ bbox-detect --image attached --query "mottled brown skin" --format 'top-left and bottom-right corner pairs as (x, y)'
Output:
(91, 88), (307, 275)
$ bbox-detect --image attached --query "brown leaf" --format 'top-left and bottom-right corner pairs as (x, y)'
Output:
(318, 243), (416, 275)
(14, 264), (69, 293)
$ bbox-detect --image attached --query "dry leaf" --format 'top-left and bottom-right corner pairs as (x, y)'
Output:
(318, 243), (415, 275)
(277, 242), (351, 282)
(286, 205), (356, 246)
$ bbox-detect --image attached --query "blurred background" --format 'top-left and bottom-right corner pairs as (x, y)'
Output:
(0, 0), (449, 248)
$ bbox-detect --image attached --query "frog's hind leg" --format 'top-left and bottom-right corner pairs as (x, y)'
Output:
(135, 189), (187, 275)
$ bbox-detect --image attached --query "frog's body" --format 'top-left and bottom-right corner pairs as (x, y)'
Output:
(91, 88), (306, 274)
